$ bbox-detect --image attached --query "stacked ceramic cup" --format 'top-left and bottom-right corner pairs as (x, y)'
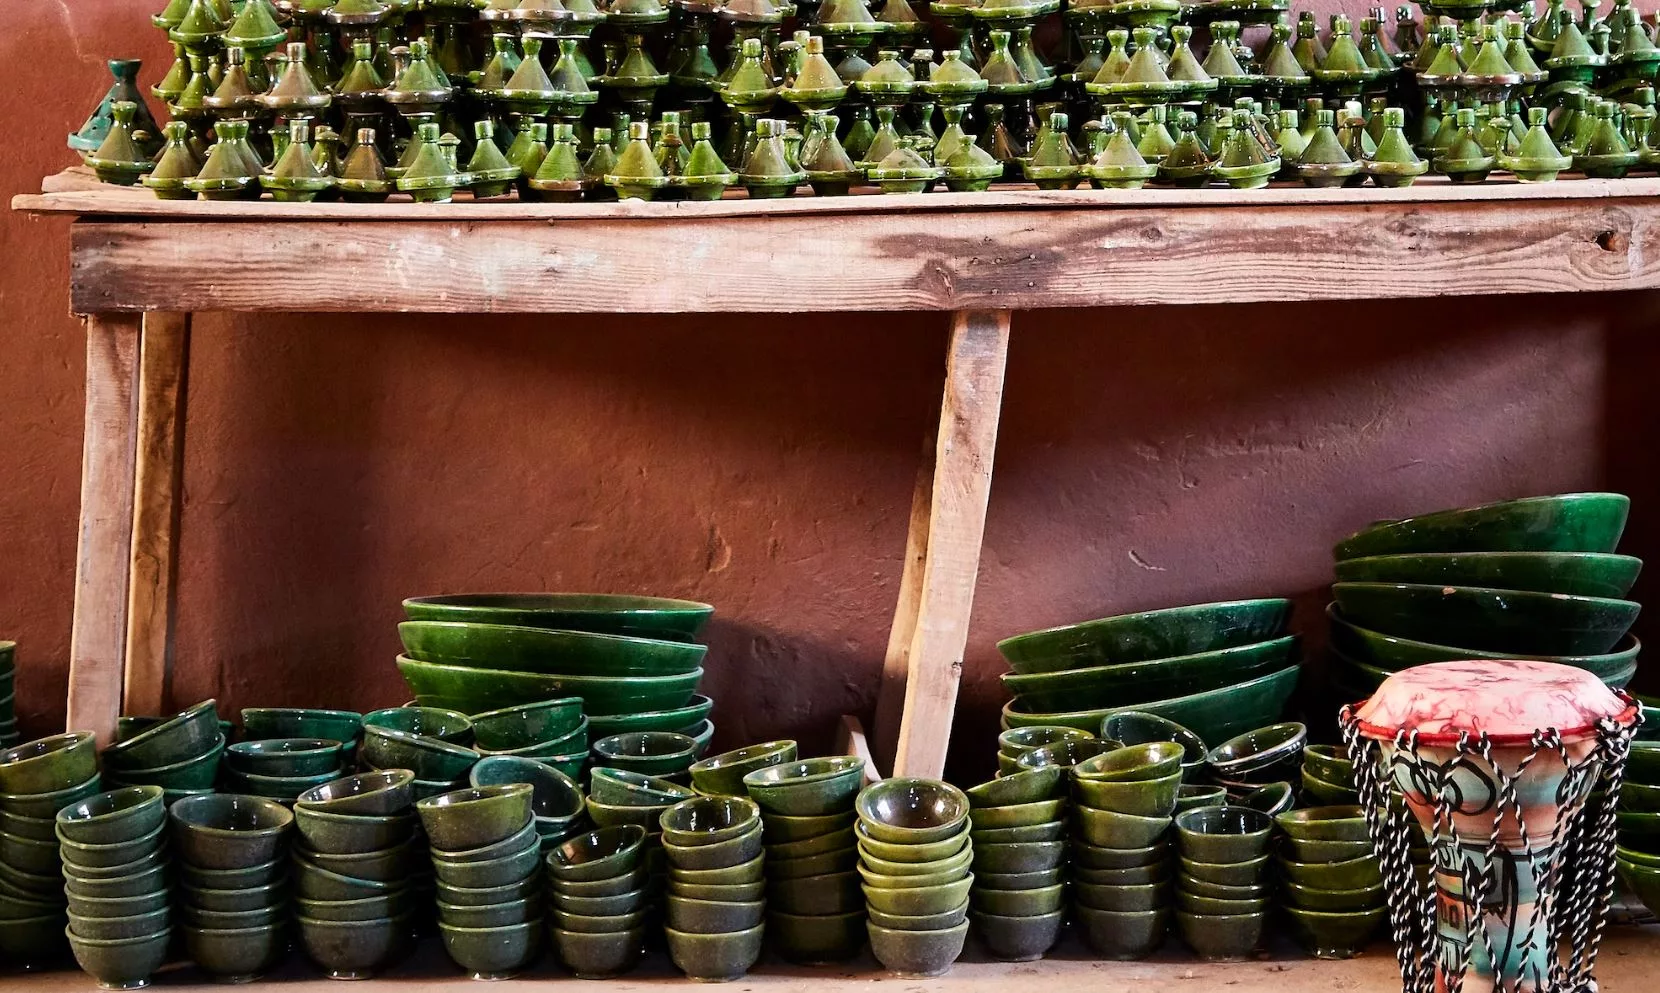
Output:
(470, 756), (588, 851)
(592, 731), (700, 781)
(418, 783), (543, 979)
(1172, 805), (1274, 961)
(1300, 743), (1362, 805)
(1069, 741), (1186, 959)
(103, 701), (225, 807)
(661, 795), (766, 980)
(586, 767), (694, 898)
(1206, 722), (1307, 803)
(856, 778), (973, 977)
(363, 706), (475, 747)
(172, 794), (296, 982)
(292, 770), (422, 979)
(470, 700), (589, 781)
(59, 786), (171, 989)
(964, 760), (1066, 960)
(361, 725), (479, 803)
(545, 825), (649, 978)
(224, 737), (346, 804)
(0, 732), (103, 967)
(996, 726), (1096, 774)
(0, 641), (17, 748)
(1274, 805), (1387, 959)
(743, 756), (867, 963)
(242, 709), (364, 774)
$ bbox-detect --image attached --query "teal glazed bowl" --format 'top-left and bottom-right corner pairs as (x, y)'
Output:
(240, 708), (362, 744)
(998, 726), (1096, 758)
(1001, 635), (1299, 712)
(1002, 664), (1300, 744)
(362, 707), (474, 745)
(1334, 551), (1642, 599)
(402, 592), (714, 638)
(360, 725), (478, 781)
(997, 598), (1291, 675)
(1331, 583), (1638, 656)
(396, 655), (703, 716)
(469, 699), (585, 751)
(1333, 492), (1629, 560)
(101, 700), (220, 770)
(399, 620), (707, 676)
(225, 737), (343, 777)
(587, 695), (713, 738)
(296, 770), (415, 817)
(169, 794), (294, 869)
(56, 786), (166, 846)
(469, 756), (585, 821)
(1326, 604), (1641, 679)
(591, 731), (698, 777)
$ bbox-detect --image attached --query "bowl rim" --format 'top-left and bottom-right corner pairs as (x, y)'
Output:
(996, 597), (1291, 658)
(742, 756), (866, 790)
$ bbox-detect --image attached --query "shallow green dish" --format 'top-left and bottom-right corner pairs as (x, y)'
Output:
(966, 798), (1064, 830)
(545, 825), (646, 882)
(998, 599), (1292, 675)
(1326, 604), (1640, 679)
(469, 699), (585, 751)
(101, 700), (220, 771)
(1002, 635), (1299, 711)
(1002, 665), (1301, 745)
(1283, 905), (1387, 959)
(688, 740), (797, 796)
(399, 620), (707, 676)
(1281, 879), (1385, 911)
(0, 732), (99, 795)
(964, 766), (1064, 808)
(587, 696), (713, 738)
(997, 727), (1095, 758)
(1277, 854), (1383, 890)
(363, 707), (474, 745)
(56, 786), (165, 846)
(592, 731), (698, 777)
(169, 794), (293, 870)
(1331, 582), (1638, 656)
(360, 725), (478, 781)
(1074, 905), (1167, 960)
(857, 778), (969, 844)
(417, 784), (534, 851)
(469, 755), (586, 821)
(589, 767), (695, 807)
(1332, 492), (1629, 560)
(1334, 551), (1642, 598)
(225, 737), (343, 778)
(241, 708), (362, 744)
(760, 809), (855, 844)
(1618, 858), (1660, 915)
(397, 655), (703, 716)
(403, 593), (714, 638)
(767, 909), (867, 964)
(296, 770), (415, 817)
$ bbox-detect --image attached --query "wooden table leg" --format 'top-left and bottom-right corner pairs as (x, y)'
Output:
(124, 313), (191, 717)
(876, 310), (1012, 780)
(67, 314), (144, 743)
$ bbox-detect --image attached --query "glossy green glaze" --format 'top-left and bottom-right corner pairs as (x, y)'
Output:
(1073, 772), (1180, 817)
(1003, 665), (1300, 745)
(760, 810), (855, 844)
(241, 708), (362, 744)
(183, 922), (287, 981)
(1276, 854), (1383, 889)
(297, 912), (415, 978)
(1076, 742), (1186, 782)
(743, 757), (865, 815)
(857, 779), (969, 843)
(101, 701), (219, 770)
(1281, 879), (1385, 910)
(361, 725), (478, 781)
(469, 699), (585, 751)
(1175, 806), (1272, 862)
(403, 593), (713, 638)
(398, 621), (706, 675)
(1074, 807), (1170, 848)
(659, 795), (759, 844)
(998, 599), (1291, 674)
(1074, 879), (1171, 912)
(169, 794), (293, 870)
(972, 909), (1064, 961)
(664, 918), (764, 980)
(997, 726), (1095, 757)
(297, 770), (415, 817)
(767, 909), (866, 963)
(1334, 551), (1642, 598)
(588, 695), (713, 738)
(56, 786), (165, 846)
(417, 785), (533, 852)
(1002, 635), (1299, 710)
(0, 733), (98, 795)
(397, 655), (703, 716)
(226, 737), (343, 777)
(964, 767), (1064, 807)
(293, 806), (418, 855)
(439, 920), (543, 979)
(591, 731), (697, 777)
(868, 919), (968, 976)
(1074, 905), (1167, 959)
(549, 925), (645, 978)
(1330, 604), (1644, 679)
(688, 740), (797, 796)
(1331, 582), (1638, 655)
(589, 767), (694, 807)
(67, 928), (171, 989)
(1334, 492), (1629, 560)
(1176, 910), (1264, 960)
(363, 707), (474, 745)
(545, 825), (645, 882)
(966, 799), (1064, 830)
(1283, 905), (1387, 959)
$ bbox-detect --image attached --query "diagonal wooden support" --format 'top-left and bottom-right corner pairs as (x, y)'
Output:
(873, 310), (1012, 780)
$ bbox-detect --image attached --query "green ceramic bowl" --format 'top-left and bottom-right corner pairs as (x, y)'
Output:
(1174, 805), (1273, 863)
(1617, 858), (1660, 915)
(297, 912), (415, 979)
(970, 881), (1065, 916)
(1286, 835), (1375, 862)
(687, 740), (798, 796)
(967, 798), (1065, 830)
(416, 784), (534, 851)
(1174, 784), (1227, 813)
(868, 919), (969, 977)
(1300, 770), (1361, 806)
(1280, 879), (1385, 911)
(469, 698), (585, 751)
(0, 829), (62, 874)
(550, 906), (647, 934)
(766, 909), (867, 964)
(1175, 909), (1264, 961)
(442, 895), (542, 928)
(555, 868), (650, 898)
(1072, 839), (1167, 870)
(1332, 582), (1638, 656)
(1074, 806), (1171, 848)
(431, 835), (542, 888)
(868, 898), (970, 931)
(1326, 604), (1640, 679)
(55, 786), (166, 846)
(1075, 878), (1172, 912)
(403, 592), (714, 638)
(1177, 872), (1265, 898)
(182, 922), (287, 982)
(855, 821), (966, 863)
(62, 860), (166, 901)
(1619, 845), (1660, 868)
(181, 880), (288, 914)
(68, 887), (171, 919)
(181, 904), (286, 931)
(225, 738), (343, 778)
(101, 700), (219, 771)
(765, 869), (858, 914)
(1302, 745), (1354, 785)
(591, 731), (698, 777)
(1175, 887), (1269, 915)
(1074, 904), (1167, 960)
(971, 908), (1064, 962)
(1276, 805), (1368, 841)
(399, 619), (706, 677)
(587, 696), (713, 738)
(1181, 851), (1270, 886)
(1073, 773), (1181, 818)
(175, 855), (283, 892)
(759, 810), (855, 844)
(857, 778), (969, 844)
(585, 795), (676, 831)
(857, 851), (973, 890)
(293, 805), (419, 855)
(397, 656), (704, 717)
(742, 757), (866, 816)
(1102, 711), (1209, 776)
(970, 821), (1065, 845)
(1015, 738), (1125, 771)
(227, 767), (344, 801)
(858, 837), (973, 875)
(964, 767), (1064, 808)
(549, 924), (645, 978)
(664, 824), (763, 870)
(663, 893), (765, 934)
(106, 736), (225, 790)
(550, 887), (647, 917)
(1283, 905), (1387, 959)
(0, 732), (99, 795)
(437, 875), (541, 907)
(1208, 722), (1307, 778)
(1626, 743), (1660, 784)
(361, 725), (478, 782)
(57, 822), (166, 871)
(1276, 854), (1383, 890)
(476, 720), (590, 759)
(862, 873), (975, 916)
(665, 921), (765, 981)
(169, 794), (293, 870)
(545, 825), (646, 882)
(997, 726), (1095, 758)
(998, 599), (1292, 675)
(1236, 781), (1295, 817)
(659, 795), (760, 845)
(588, 767), (695, 807)
(1002, 635), (1300, 711)
(1334, 551), (1642, 598)
(67, 927), (171, 989)
(363, 707), (474, 745)
(1076, 742), (1187, 783)
(1003, 664), (1301, 745)
(438, 919), (543, 980)
(295, 770), (414, 817)
(299, 836), (422, 882)
(468, 755), (585, 823)
(669, 852), (766, 886)
(0, 912), (66, 966)
(1333, 493), (1629, 560)
(770, 846), (859, 880)
(971, 841), (1064, 875)
(0, 808), (59, 842)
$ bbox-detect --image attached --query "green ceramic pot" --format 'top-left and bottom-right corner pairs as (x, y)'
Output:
(183, 922), (287, 982)
(436, 875), (541, 907)
(997, 726), (1095, 758)
(857, 778), (969, 844)
(1015, 739), (1123, 771)
(964, 767), (1064, 808)
(1276, 805), (1368, 841)
(182, 881), (288, 913)
(968, 799), (1066, 830)
(56, 786), (166, 846)
(665, 921), (765, 980)
(767, 909), (867, 964)
(868, 898), (969, 931)
(1283, 905), (1387, 959)
(1100, 713), (1206, 775)
(550, 886), (647, 917)
(688, 741), (798, 796)
(225, 738), (343, 777)
(66, 862), (165, 900)
(1302, 746), (1354, 786)
(549, 925), (644, 978)
(765, 869), (859, 914)
(1334, 551), (1643, 598)
(102, 701), (220, 771)
(1276, 854), (1383, 890)
(1074, 905), (1168, 959)
(1174, 806), (1272, 863)
(416, 784), (533, 851)
(1074, 742), (1187, 783)
(591, 732), (697, 777)
(1350, 578), (1639, 656)
(402, 593), (714, 639)
(1180, 853), (1269, 886)
(61, 847), (165, 884)
(855, 821), (966, 863)
(586, 796), (676, 831)
(469, 756), (585, 821)
(970, 821), (1065, 845)
(545, 825), (645, 882)
(292, 806), (418, 857)
(1326, 604), (1640, 679)
(439, 919), (543, 980)
(180, 857), (284, 892)
(0, 773), (103, 818)
(659, 795), (761, 846)
(363, 707), (475, 746)
(1207, 723), (1307, 779)
(1071, 839), (1168, 870)
(1175, 909), (1264, 961)
(399, 620), (707, 677)
(549, 906), (647, 934)
(1074, 806), (1171, 849)
(867, 919), (968, 977)
(469, 699), (585, 751)
(586, 696), (713, 739)
(970, 882), (1064, 916)
(664, 824), (763, 870)
(1072, 772), (1181, 818)
(0, 732), (99, 795)
(431, 839), (542, 889)
(1332, 493), (1629, 560)
(58, 822), (166, 871)
(477, 723), (592, 761)
(67, 927), (171, 989)
(743, 757), (866, 816)
(589, 768), (694, 808)
(1280, 879), (1385, 911)
(66, 906), (170, 942)
(68, 886), (170, 919)
(998, 599), (1291, 674)
(397, 656), (704, 717)
(760, 810), (855, 844)
(295, 770), (414, 817)
(169, 794), (293, 870)
(861, 875), (974, 916)
(0, 828), (59, 877)
(1003, 664), (1301, 745)
(970, 909), (1063, 962)
(770, 846), (858, 881)
(107, 737), (225, 791)
(297, 912), (415, 979)
(1002, 635), (1300, 711)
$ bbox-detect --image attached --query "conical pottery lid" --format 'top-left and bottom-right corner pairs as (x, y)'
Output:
(818, 0), (876, 25)
(1136, 106), (1176, 158)
(534, 124), (586, 183)
(87, 101), (150, 170)
(468, 120), (517, 172)
(1291, 13), (1326, 70)
(1585, 101), (1633, 154)
(1322, 16), (1370, 72)
(550, 39), (594, 95)
(1261, 23), (1309, 79)
(1163, 112), (1211, 167)
(197, 121), (259, 179)
(741, 118), (803, 178)
(794, 36), (847, 90)
(1095, 115), (1151, 168)
(270, 121), (327, 180)
(148, 121), (203, 180)
(1548, 19), (1604, 64)
(687, 121), (737, 177)
(341, 128), (389, 181)
(612, 121), (665, 179)
(264, 41), (331, 107)
(583, 128), (618, 180)
(1465, 23), (1518, 75)
(1299, 109), (1350, 163)
(476, 35), (521, 89)
(171, 0), (229, 47)
(224, 0), (285, 50)
(1092, 29), (1132, 84)
(339, 40), (387, 93)
(1120, 28), (1174, 83)
(1371, 107), (1421, 163)
(1219, 110), (1270, 165)
(1029, 110), (1078, 166)
(506, 39), (559, 91)
(1165, 26), (1213, 82)
(981, 30), (1030, 85)
(1203, 22), (1251, 78)
(401, 123), (463, 183)
(394, 40), (449, 92)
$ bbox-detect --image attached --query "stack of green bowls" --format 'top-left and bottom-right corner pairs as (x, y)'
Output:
(744, 756), (867, 963)
(470, 756), (588, 850)
(1173, 805), (1273, 961)
(587, 767), (694, 894)
(1617, 741), (1660, 914)
(364, 706), (474, 745)
(395, 593), (713, 735)
(292, 770), (422, 978)
(997, 726), (1095, 774)
(361, 725), (479, 801)
(997, 599), (1301, 745)
(545, 825), (649, 978)
(242, 709), (363, 770)
(418, 784), (543, 979)
(0, 641), (17, 748)
(689, 740), (796, 797)
(60, 786), (170, 988)
(1329, 493), (1641, 703)
(224, 737), (346, 803)
(471, 699), (588, 779)
(592, 731), (700, 780)
(1301, 744), (1360, 805)
(965, 763), (1066, 955)
(661, 795), (766, 981)
(1206, 722), (1306, 802)
(1275, 806), (1386, 958)
(1102, 712), (1210, 782)
(103, 701), (224, 806)
(857, 778), (972, 976)
(0, 732), (103, 967)
(172, 794), (295, 982)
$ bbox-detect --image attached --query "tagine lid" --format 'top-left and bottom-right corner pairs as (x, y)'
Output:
(1355, 659), (1634, 740)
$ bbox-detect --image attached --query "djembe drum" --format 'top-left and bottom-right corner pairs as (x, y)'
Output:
(1339, 659), (1641, 993)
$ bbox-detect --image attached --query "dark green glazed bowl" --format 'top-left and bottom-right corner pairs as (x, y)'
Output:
(970, 882), (1065, 916)
(867, 898), (969, 931)
(68, 887), (170, 919)
(469, 699), (585, 751)
(361, 726), (479, 782)
(240, 708), (362, 745)
(0, 732), (99, 795)
(182, 922), (287, 982)
(106, 737), (225, 791)
(1281, 879), (1385, 911)
(56, 786), (165, 846)
(1003, 665), (1301, 744)
(659, 795), (761, 846)
(183, 881), (288, 913)
(1236, 782), (1295, 817)
(759, 810), (856, 844)
(0, 912), (68, 967)
(971, 909), (1064, 961)
(469, 755), (586, 822)
(589, 767), (695, 807)
(67, 926), (170, 987)
(399, 620), (706, 676)
(438, 920), (543, 980)
(997, 599), (1291, 675)
(549, 925), (645, 978)
(1071, 839), (1167, 871)
(57, 823), (166, 870)
(767, 909), (867, 964)
(664, 894), (765, 934)
(1074, 905), (1167, 960)
(1332, 492), (1629, 560)
(1076, 742), (1187, 783)
(1016, 739), (1125, 772)
(688, 740), (798, 796)
(1175, 909), (1264, 961)
(397, 656), (703, 716)
(997, 726), (1095, 758)
(0, 772), (102, 818)
(177, 857), (284, 892)
(1331, 582), (1638, 656)
(363, 707), (474, 745)
(1302, 745), (1354, 786)
(101, 700), (220, 771)
(169, 794), (293, 870)
(297, 911), (415, 979)
(665, 921), (764, 980)
(298, 837), (422, 882)
(64, 861), (166, 901)
(857, 778), (969, 844)
(402, 592), (714, 638)
(1276, 854), (1383, 889)
(0, 829), (63, 874)
(1617, 858), (1660, 915)
(868, 919), (969, 977)
(416, 784), (534, 851)
(1072, 772), (1181, 817)
(966, 798), (1065, 830)
(1174, 805), (1272, 863)
(545, 825), (646, 882)
(587, 696), (713, 738)
(1073, 807), (1170, 848)
(766, 870), (857, 914)
(549, 887), (648, 916)
(1334, 551), (1642, 598)
(591, 732), (698, 777)
(857, 821), (966, 862)
(296, 770), (415, 817)
(1101, 711), (1209, 779)
(1174, 785), (1227, 813)
(1002, 635), (1299, 711)
(293, 806), (418, 855)
(1283, 905), (1387, 959)
(0, 808), (58, 842)
(431, 835), (542, 888)
(225, 738), (343, 777)
(227, 768), (344, 801)
(664, 824), (763, 870)
(743, 757), (866, 816)
(436, 875), (540, 908)
(862, 875), (975, 916)
(1327, 603), (1641, 678)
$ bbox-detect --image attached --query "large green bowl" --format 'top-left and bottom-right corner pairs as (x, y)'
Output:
(1334, 551), (1642, 599)
(1001, 665), (1300, 744)
(1326, 604), (1639, 678)
(1331, 582), (1638, 656)
(100, 700), (220, 770)
(398, 621), (706, 676)
(1001, 636), (1299, 712)
(997, 599), (1291, 675)
(396, 655), (702, 716)
(588, 696), (713, 738)
(1333, 493), (1629, 560)
(403, 593), (714, 639)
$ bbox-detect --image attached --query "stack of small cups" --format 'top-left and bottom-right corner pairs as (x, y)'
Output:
(417, 783), (543, 979)
(0, 731), (103, 967)
(743, 756), (867, 963)
(59, 785), (171, 988)
(0, 640), (17, 748)
(1301, 742), (1363, 805)
(103, 701), (224, 807)
(292, 770), (422, 979)
(172, 794), (295, 982)
(661, 795), (766, 980)
(1068, 742), (1185, 958)
(224, 736), (346, 804)
(856, 778), (973, 977)
(1274, 805), (1386, 959)
(470, 699), (588, 781)
(545, 824), (650, 978)
(1172, 805), (1274, 961)
(469, 756), (589, 852)
(586, 767), (694, 900)
(965, 760), (1067, 960)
